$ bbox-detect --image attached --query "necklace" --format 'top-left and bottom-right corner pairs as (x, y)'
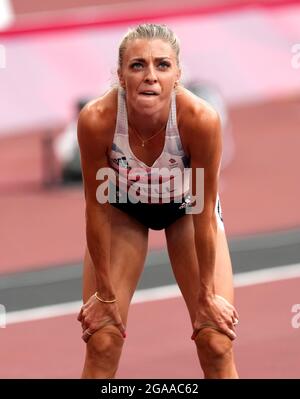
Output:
(129, 122), (166, 147)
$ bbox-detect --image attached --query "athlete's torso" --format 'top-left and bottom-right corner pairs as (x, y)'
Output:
(84, 86), (224, 230)
(108, 87), (190, 203)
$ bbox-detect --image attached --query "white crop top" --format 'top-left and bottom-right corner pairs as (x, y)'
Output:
(108, 87), (190, 203)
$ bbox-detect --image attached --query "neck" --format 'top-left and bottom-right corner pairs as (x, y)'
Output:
(126, 100), (171, 137)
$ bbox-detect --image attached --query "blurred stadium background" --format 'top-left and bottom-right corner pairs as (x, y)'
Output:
(0, 0), (300, 378)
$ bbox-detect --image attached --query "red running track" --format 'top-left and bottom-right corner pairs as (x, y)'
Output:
(1, 276), (300, 378)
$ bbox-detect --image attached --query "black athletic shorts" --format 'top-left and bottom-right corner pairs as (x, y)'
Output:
(109, 187), (191, 230)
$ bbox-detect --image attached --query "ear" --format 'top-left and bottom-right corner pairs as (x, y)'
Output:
(177, 68), (182, 81)
(174, 68), (182, 87)
(117, 68), (126, 89)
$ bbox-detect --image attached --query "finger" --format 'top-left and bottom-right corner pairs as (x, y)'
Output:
(224, 327), (237, 340)
(82, 329), (93, 343)
(226, 316), (237, 331)
(116, 322), (127, 338)
(233, 308), (239, 321)
(82, 321), (90, 333)
(77, 307), (83, 322)
(191, 322), (230, 340)
(191, 321), (217, 340)
(191, 329), (199, 340)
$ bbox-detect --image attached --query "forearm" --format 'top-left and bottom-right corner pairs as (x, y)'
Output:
(86, 204), (114, 299)
(194, 219), (218, 299)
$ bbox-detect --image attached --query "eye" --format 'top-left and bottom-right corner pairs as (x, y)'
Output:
(158, 61), (171, 69)
(130, 62), (143, 70)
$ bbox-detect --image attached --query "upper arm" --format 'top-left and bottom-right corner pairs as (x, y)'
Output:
(77, 103), (111, 208)
(188, 105), (222, 230)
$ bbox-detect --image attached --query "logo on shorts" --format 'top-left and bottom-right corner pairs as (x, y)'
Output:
(178, 196), (193, 209)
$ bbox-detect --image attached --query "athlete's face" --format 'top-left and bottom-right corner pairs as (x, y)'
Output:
(118, 39), (181, 115)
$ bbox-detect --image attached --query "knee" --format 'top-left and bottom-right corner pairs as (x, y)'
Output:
(194, 327), (233, 364)
(86, 324), (125, 365)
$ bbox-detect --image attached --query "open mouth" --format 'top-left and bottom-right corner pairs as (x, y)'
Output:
(139, 91), (159, 96)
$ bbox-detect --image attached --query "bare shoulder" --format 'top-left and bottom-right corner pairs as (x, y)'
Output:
(176, 86), (221, 138)
(77, 88), (118, 152)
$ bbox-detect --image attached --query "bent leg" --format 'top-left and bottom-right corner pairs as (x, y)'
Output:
(165, 215), (238, 378)
(81, 205), (149, 378)
(193, 326), (236, 378)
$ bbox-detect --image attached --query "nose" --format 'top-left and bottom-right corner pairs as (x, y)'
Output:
(144, 65), (157, 83)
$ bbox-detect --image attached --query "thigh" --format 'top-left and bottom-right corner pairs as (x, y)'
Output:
(165, 214), (234, 323)
(82, 204), (149, 325)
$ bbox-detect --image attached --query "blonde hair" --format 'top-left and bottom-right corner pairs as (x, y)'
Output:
(118, 23), (181, 68)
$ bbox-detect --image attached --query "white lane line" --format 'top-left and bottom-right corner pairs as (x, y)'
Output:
(233, 263), (300, 286)
(4, 263), (300, 326)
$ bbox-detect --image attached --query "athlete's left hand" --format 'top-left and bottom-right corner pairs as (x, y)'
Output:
(191, 294), (239, 341)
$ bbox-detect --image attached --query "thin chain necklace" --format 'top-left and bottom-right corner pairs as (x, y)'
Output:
(129, 122), (166, 147)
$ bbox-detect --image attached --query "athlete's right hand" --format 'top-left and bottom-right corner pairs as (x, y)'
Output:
(77, 294), (126, 343)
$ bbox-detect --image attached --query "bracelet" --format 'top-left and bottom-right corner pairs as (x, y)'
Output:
(94, 291), (116, 303)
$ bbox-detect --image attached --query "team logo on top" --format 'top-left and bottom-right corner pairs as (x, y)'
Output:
(169, 158), (179, 168)
(113, 157), (131, 169)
